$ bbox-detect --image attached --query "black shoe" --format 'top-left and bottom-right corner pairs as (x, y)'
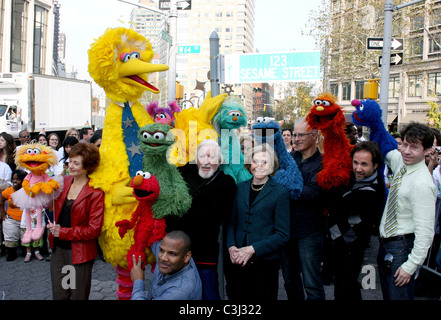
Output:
(6, 247), (17, 262)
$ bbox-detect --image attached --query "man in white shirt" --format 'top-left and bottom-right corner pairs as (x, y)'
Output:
(377, 122), (436, 300)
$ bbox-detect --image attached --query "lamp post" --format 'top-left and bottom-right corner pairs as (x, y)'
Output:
(117, 0), (177, 101)
(253, 87), (262, 118)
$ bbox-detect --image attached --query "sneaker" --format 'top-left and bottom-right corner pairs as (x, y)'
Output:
(34, 251), (44, 261)
(24, 253), (32, 263)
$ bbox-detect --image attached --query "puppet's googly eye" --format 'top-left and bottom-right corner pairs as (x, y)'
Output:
(120, 53), (130, 62)
(136, 170), (144, 176)
(256, 117), (263, 123)
(142, 132), (151, 139)
(153, 132), (165, 140)
(26, 149), (33, 154)
(263, 117), (272, 124)
(130, 52), (140, 59)
(159, 113), (166, 119)
(33, 148), (41, 155)
(359, 104), (364, 111)
(322, 100), (331, 107)
(142, 172), (151, 179)
(314, 100), (323, 106)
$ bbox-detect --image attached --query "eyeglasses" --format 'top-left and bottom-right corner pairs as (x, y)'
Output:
(292, 133), (314, 138)
(20, 135), (30, 138)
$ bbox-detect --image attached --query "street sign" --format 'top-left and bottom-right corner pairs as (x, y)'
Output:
(161, 30), (172, 44)
(378, 52), (403, 67)
(178, 45), (200, 54)
(159, 0), (191, 10)
(367, 37), (404, 51)
(224, 51), (321, 83)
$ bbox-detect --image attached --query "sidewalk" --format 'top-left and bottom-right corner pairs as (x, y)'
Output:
(0, 236), (436, 300)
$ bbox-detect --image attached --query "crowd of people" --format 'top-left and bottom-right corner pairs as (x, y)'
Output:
(1, 116), (441, 301)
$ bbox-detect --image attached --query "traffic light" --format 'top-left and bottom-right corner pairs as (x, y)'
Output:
(363, 79), (379, 100)
(176, 81), (184, 100)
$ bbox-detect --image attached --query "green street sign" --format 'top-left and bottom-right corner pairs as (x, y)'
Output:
(178, 45), (200, 54)
(224, 51), (321, 83)
(161, 30), (172, 44)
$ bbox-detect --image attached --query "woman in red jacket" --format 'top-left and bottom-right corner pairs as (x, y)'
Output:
(47, 142), (104, 300)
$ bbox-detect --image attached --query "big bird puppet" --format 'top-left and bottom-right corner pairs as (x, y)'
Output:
(88, 27), (168, 299)
(87, 27), (226, 299)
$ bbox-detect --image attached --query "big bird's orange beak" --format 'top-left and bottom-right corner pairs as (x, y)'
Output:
(119, 58), (169, 94)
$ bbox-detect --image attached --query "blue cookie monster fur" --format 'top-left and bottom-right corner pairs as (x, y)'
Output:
(213, 96), (252, 183)
(351, 99), (398, 156)
(252, 117), (303, 199)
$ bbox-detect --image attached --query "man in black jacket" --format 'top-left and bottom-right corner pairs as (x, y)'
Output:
(281, 119), (326, 300)
(328, 141), (386, 300)
(165, 139), (237, 300)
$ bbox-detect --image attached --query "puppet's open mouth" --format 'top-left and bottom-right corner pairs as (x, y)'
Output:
(353, 111), (363, 122)
(134, 189), (153, 198)
(314, 113), (337, 123)
(253, 128), (278, 137)
(147, 143), (161, 147)
(25, 161), (43, 168)
(127, 75), (159, 93)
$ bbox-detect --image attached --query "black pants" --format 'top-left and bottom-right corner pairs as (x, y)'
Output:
(225, 258), (280, 300)
(330, 239), (366, 300)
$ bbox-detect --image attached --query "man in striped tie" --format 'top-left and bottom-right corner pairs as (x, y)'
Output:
(377, 122), (436, 300)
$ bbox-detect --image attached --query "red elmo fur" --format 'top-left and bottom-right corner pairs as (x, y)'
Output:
(306, 93), (353, 190)
(115, 173), (167, 270)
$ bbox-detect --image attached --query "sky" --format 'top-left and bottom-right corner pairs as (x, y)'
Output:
(58, 0), (323, 88)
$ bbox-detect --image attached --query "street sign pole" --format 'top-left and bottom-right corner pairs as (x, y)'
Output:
(379, 0), (394, 129)
(378, 0), (426, 130)
(167, 0), (177, 101)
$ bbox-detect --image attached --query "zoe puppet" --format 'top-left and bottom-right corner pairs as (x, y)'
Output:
(12, 143), (62, 243)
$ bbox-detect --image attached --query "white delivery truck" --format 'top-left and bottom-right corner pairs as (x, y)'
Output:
(0, 73), (92, 138)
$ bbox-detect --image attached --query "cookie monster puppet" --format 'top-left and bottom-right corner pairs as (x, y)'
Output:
(213, 95), (252, 183)
(252, 117), (303, 199)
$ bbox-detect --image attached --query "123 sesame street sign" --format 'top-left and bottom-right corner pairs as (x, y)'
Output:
(224, 51), (321, 83)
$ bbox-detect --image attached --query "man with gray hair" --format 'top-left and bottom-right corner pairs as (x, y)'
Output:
(281, 118), (326, 300)
(165, 139), (237, 300)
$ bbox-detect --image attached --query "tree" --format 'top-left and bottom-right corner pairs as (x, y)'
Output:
(426, 100), (441, 131)
(273, 82), (316, 122)
(303, 0), (413, 86)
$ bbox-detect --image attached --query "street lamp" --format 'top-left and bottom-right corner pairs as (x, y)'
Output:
(117, 0), (177, 101)
(253, 87), (262, 119)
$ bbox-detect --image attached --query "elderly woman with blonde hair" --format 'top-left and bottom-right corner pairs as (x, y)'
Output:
(225, 143), (290, 300)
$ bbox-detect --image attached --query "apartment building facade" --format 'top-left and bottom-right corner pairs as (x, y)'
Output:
(328, 0), (441, 130)
(0, 0), (56, 75)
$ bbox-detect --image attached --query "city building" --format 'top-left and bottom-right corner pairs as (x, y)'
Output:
(0, 0), (57, 75)
(327, 0), (441, 130)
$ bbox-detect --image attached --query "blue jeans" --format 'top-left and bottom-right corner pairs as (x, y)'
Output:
(197, 266), (220, 300)
(377, 236), (415, 300)
(281, 231), (325, 300)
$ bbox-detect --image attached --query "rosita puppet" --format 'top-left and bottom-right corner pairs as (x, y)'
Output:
(12, 143), (63, 243)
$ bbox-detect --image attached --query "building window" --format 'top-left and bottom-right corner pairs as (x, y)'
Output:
(11, 0), (28, 72)
(33, 5), (48, 74)
(389, 77), (400, 98)
(430, 7), (441, 27)
(330, 83), (338, 97)
(429, 34), (441, 54)
(408, 74), (423, 97)
(342, 82), (351, 100)
(355, 81), (364, 99)
(409, 37), (423, 56)
(428, 72), (441, 96)
(410, 11), (424, 30)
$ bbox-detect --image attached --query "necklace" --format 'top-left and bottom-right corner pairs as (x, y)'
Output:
(251, 181), (266, 191)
